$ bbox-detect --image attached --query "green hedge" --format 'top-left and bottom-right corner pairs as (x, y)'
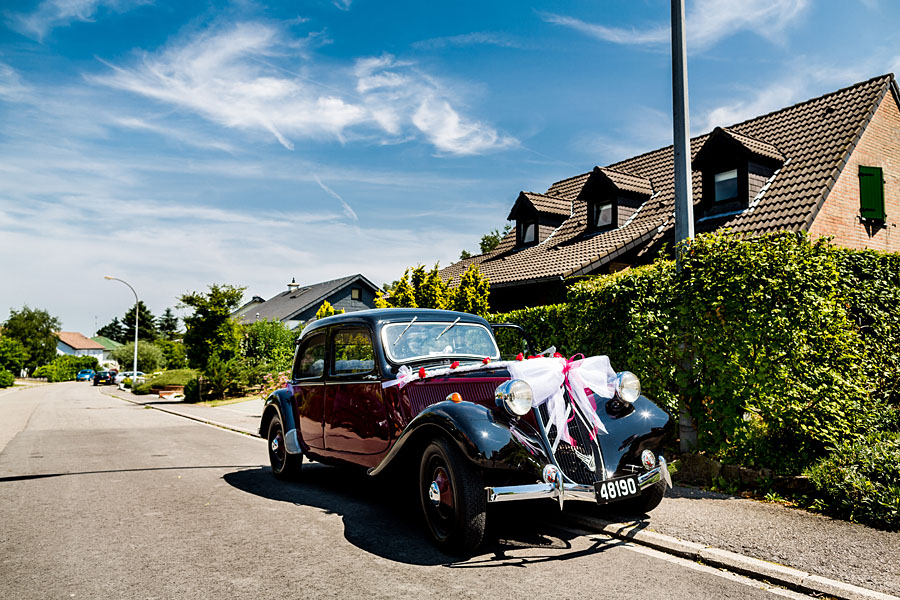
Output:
(33, 355), (100, 382)
(491, 231), (900, 474)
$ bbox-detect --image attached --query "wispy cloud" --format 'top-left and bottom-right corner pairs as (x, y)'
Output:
(314, 175), (358, 222)
(8, 0), (150, 41)
(412, 32), (520, 50)
(541, 0), (810, 51)
(333, 0), (352, 11)
(90, 22), (516, 156)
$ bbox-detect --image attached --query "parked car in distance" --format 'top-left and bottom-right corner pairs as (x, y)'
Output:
(115, 370), (144, 384)
(93, 370), (117, 385)
(260, 308), (672, 554)
(76, 369), (95, 381)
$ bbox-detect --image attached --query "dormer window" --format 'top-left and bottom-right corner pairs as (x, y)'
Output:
(575, 167), (653, 234)
(693, 127), (784, 219)
(507, 191), (570, 248)
(518, 220), (537, 245)
(714, 169), (738, 203)
(591, 201), (614, 230)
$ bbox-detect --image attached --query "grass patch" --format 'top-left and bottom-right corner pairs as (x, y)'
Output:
(132, 369), (199, 395)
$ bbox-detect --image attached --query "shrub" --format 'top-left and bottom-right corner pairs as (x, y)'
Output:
(132, 369), (199, 395)
(0, 369), (15, 388)
(807, 432), (900, 530)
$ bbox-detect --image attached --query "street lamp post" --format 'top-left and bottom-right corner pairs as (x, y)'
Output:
(104, 276), (139, 387)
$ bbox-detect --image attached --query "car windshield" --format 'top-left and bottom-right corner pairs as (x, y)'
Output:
(382, 321), (499, 363)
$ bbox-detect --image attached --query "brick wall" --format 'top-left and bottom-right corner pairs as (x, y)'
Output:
(809, 91), (900, 251)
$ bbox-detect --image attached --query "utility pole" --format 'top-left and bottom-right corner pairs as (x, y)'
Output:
(671, 0), (697, 452)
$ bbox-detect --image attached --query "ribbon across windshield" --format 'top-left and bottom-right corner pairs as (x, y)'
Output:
(383, 321), (500, 363)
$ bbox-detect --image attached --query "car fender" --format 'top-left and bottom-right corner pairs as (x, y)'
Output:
(368, 400), (548, 477)
(260, 389), (304, 455)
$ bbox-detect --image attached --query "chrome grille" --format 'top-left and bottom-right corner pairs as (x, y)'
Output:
(537, 403), (599, 485)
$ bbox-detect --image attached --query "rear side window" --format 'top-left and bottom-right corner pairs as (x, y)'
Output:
(293, 332), (326, 379)
(332, 327), (375, 376)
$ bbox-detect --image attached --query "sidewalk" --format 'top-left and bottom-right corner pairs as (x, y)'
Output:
(107, 388), (899, 600)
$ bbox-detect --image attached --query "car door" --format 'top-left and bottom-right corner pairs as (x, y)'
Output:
(323, 325), (391, 459)
(292, 330), (327, 450)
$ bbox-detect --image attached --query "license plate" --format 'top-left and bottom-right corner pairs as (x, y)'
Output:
(594, 475), (640, 504)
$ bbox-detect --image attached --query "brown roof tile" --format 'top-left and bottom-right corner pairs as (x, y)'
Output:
(57, 331), (105, 350)
(443, 74), (895, 288)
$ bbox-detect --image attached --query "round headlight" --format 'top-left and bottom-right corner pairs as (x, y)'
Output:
(495, 379), (533, 417)
(616, 371), (641, 404)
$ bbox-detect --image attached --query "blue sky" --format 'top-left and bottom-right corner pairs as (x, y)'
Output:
(2, 0), (899, 335)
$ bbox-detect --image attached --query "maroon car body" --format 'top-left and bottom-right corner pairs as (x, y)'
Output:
(260, 308), (671, 554)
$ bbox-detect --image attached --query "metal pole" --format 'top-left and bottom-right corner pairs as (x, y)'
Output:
(671, 0), (698, 452)
(671, 0), (694, 266)
(104, 276), (139, 387)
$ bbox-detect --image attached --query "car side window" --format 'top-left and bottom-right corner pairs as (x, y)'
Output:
(293, 332), (326, 380)
(331, 327), (375, 376)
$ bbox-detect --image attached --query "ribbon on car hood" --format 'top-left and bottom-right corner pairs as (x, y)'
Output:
(507, 355), (615, 450)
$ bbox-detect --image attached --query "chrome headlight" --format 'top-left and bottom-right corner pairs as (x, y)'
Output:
(495, 379), (533, 417)
(615, 371), (641, 404)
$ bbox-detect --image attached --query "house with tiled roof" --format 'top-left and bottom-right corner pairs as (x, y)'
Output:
(92, 335), (124, 367)
(233, 274), (380, 329)
(442, 74), (900, 311)
(56, 332), (105, 362)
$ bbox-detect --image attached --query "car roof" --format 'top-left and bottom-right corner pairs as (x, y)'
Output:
(301, 308), (491, 338)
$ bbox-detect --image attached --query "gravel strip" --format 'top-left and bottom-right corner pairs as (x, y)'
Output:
(571, 486), (899, 596)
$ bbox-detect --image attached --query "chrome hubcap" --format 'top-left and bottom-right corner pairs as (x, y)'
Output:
(428, 481), (441, 506)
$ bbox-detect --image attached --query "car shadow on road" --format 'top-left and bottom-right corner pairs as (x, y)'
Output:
(223, 463), (625, 567)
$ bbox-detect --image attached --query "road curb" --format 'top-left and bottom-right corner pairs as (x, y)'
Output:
(105, 391), (261, 438)
(567, 514), (899, 600)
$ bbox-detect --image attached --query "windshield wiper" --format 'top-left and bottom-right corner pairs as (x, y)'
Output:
(435, 317), (460, 340)
(392, 316), (418, 346)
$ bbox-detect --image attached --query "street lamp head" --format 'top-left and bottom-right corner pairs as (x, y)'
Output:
(104, 276), (114, 280)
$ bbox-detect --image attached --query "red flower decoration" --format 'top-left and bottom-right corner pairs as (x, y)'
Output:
(516, 352), (524, 361)
(482, 357), (491, 365)
(527, 355), (538, 359)
(450, 361), (460, 369)
(418, 367), (427, 379)
(553, 352), (563, 358)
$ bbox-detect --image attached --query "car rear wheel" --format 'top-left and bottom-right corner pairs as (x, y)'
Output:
(419, 438), (486, 555)
(267, 415), (302, 480)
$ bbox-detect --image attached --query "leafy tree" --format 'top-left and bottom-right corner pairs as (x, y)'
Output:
(376, 263), (490, 317)
(2, 306), (61, 372)
(157, 308), (180, 340)
(459, 249), (472, 260)
(179, 284), (246, 370)
(111, 341), (165, 373)
(121, 301), (158, 341)
(96, 317), (125, 343)
(0, 337), (28, 374)
(479, 223), (512, 254)
(242, 319), (296, 372)
(155, 339), (187, 369)
(448, 264), (491, 316)
(315, 300), (345, 320)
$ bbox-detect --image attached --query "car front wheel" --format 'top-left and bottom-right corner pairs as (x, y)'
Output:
(267, 415), (302, 480)
(610, 478), (666, 516)
(419, 438), (486, 555)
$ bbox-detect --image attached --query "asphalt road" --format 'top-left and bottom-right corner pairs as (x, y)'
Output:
(0, 382), (815, 599)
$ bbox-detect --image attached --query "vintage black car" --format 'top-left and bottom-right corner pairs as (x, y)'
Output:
(260, 308), (671, 554)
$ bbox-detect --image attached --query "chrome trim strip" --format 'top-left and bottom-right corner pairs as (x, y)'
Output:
(486, 464), (666, 504)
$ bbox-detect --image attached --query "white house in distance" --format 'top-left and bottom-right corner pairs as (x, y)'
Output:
(56, 332), (104, 363)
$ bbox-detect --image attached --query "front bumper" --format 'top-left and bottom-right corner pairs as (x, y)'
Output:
(486, 455), (669, 507)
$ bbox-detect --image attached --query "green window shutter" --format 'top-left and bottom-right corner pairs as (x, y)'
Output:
(859, 165), (886, 220)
